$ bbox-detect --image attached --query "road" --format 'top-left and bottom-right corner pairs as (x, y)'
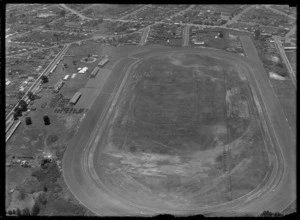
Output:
(182, 25), (191, 46)
(139, 26), (150, 45)
(284, 25), (296, 45)
(119, 5), (150, 20)
(224, 5), (256, 27)
(238, 35), (296, 213)
(62, 46), (295, 216)
(63, 57), (146, 215)
(59, 4), (92, 20)
(265, 5), (296, 20)
(272, 36), (296, 88)
(166, 4), (195, 21)
(6, 45), (61, 59)
(5, 44), (70, 142)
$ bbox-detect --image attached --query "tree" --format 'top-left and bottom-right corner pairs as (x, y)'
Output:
(27, 91), (34, 100)
(7, 210), (12, 215)
(53, 32), (59, 41)
(73, 60), (77, 65)
(22, 207), (31, 216)
(37, 192), (47, 205)
(43, 115), (50, 125)
(30, 202), (40, 216)
(18, 188), (27, 200)
(45, 23), (50, 29)
(98, 17), (103, 24)
(17, 90), (25, 99)
(19, 100), (28, 111)
(41, 75), (49, 83)
(60, 10), (66, 17)
(259, 211), (283, 217)
(219, 32), (223, 38)
(87, 54), (91, 58)
(16, 208), (21, 216)
(14, 107), (23, 116)
(13, 112), (19, 121)
(43, 186), (48, 192)
(254, 29), (261, 40)
(25, 117), (32, 125)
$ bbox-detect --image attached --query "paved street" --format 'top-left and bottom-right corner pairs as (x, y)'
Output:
(182, 25), (191, 46)
(59, 4), (92, 20)
(273, 36), (296, 88)
(140, 26), (150, 45)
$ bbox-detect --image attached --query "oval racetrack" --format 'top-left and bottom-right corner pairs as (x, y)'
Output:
(62, 47), (295, 216)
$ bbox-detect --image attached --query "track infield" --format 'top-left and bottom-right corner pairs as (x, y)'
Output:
(63, 46), (292, 216)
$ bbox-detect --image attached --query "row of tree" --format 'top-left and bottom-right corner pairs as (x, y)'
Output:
(22, 116), (50, 125)
(7, 191), (48, 216)
(13, 75), (49, 121)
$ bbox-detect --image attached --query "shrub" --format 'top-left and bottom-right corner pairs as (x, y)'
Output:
(30, 202), (40, 216)
(259, 210), (283, 217)
(22, 207), (30, 216)
(18, 188), (27, 200)
(16, 208), (21, 216)
(13, 112), (19, 121)
(41, 75), (49, 83)
(25, 117), (32, 125)
(43, 115), (50, 125)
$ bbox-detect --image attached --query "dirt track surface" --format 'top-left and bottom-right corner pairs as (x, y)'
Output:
(62, 46), (295, 216)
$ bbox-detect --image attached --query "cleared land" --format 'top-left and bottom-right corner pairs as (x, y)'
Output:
(285, 50), (296, 72)
(62, 46), (285, 216)
(98, 51), (269, 208)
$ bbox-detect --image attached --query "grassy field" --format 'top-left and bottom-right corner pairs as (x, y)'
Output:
(269, 78), (296, 135)
(190, 29), (245, 53)
(82, 4), (143, 19)
(97, 52), (269, 206)
(5, 41), (109, 216)
(285, 50), (296, 72)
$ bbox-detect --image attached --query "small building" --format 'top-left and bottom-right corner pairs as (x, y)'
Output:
(90, 67), (99, 78)
(37, 13), (55, 18)
(70, 92), (81, 105)
(53, 80), (64, 93)
(194, 41), (205, 45)
(71, 73), (76, 79)
(63, 75), (70, 81)
(284, 46), (297, 50)
(221, 12), (232, 20)
(98, 58), (109, 67)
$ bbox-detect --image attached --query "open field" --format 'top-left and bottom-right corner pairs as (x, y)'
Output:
(5, 41), (110, 216)
(82, 4), (143, 19)
(76, 69), (112, 109)
(268, 78), (296, 135)
(285, 50), (296, 72)
(189, 28), (244, 53)
(99, 51), (268, 207)
(60, 45), (294, 216)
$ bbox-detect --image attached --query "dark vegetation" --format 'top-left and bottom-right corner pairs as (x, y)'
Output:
(43, 115), (50, 125)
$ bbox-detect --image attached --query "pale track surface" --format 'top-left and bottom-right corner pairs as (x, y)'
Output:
(63, 46), (295, 216)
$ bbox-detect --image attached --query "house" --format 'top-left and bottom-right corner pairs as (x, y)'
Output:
(194, 41), (205, 45)
(37, 13), (55, 18)
(221, 12), (232, 20)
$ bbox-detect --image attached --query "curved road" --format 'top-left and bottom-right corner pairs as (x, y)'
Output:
(62, 46), (295, 216)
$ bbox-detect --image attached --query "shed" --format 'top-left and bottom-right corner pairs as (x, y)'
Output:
(70, 92), (81, 105)
(63, 75), (70, 81)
